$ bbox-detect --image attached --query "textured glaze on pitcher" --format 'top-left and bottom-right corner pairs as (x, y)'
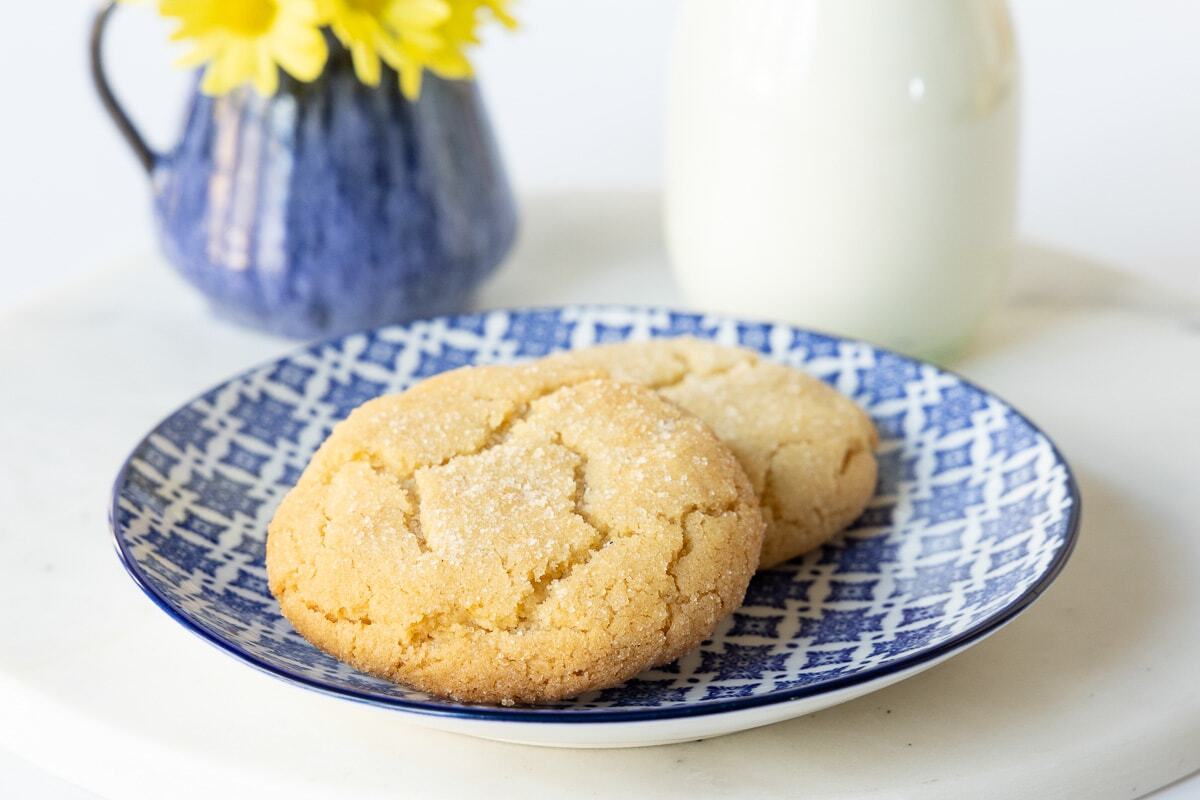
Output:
(666, 0), (1019, 360)
(153, 69), (516, 338)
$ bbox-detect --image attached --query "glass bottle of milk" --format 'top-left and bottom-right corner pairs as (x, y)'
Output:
(665, 0), (1019, 362)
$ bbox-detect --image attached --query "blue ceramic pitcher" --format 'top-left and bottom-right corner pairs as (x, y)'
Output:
(90, 3), (517, 339)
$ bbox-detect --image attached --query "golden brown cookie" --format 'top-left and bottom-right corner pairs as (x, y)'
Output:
(266, 361), (763, 705)
(544, 338), (878, 568)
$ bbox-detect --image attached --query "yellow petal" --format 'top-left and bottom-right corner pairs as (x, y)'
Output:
(385, 0), (451, 30)
(201, 53), (244, 95)
(271, 24), (328, 82)
(400, 27), (445, 51)
(484, 0), (518, 29)
(174, 37), (222, 68)
(376, 32), (406, 69)
(427, 46), (472, 78)
(398, 59), (423, 99)
(284, 0), (324, 26)
(226, 42), (262, 90)
(313, 0), (337, 20)
(158, 0), (192, 16)
(350, 40), (382, 86)
(199, 67), (225, 95)
(168, 19), (212, 41)
(253, 47), (280, 95)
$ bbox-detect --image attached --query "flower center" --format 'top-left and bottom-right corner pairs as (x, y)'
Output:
(218, 0), (278, 36)
(346, 0), (390, 15)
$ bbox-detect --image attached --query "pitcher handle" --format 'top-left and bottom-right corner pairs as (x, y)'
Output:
(90, 1), (157, 174)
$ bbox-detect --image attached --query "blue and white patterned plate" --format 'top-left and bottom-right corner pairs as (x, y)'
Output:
(110, 307), (1079, 747)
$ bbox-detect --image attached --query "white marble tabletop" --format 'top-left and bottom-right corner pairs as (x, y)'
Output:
(1, 194), (1198, 799)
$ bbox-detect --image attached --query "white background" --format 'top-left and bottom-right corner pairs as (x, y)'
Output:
(1, 0), (1198, 314)
(1, 1), (1197, 797)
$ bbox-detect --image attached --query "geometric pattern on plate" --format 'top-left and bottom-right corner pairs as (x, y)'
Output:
(111, 306), (1078, 721)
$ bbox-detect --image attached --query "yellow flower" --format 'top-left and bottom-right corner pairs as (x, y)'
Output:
(391, 0), (518, 99)
(160, 0), (329, 96)
(316, 0), (450, 87)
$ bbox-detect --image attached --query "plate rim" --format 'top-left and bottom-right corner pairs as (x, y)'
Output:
(108, 304), (1082, 725)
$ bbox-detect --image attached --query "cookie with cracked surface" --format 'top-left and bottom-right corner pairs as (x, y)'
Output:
(266, 361), (763, 705)
(543, 338), (878, 568)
